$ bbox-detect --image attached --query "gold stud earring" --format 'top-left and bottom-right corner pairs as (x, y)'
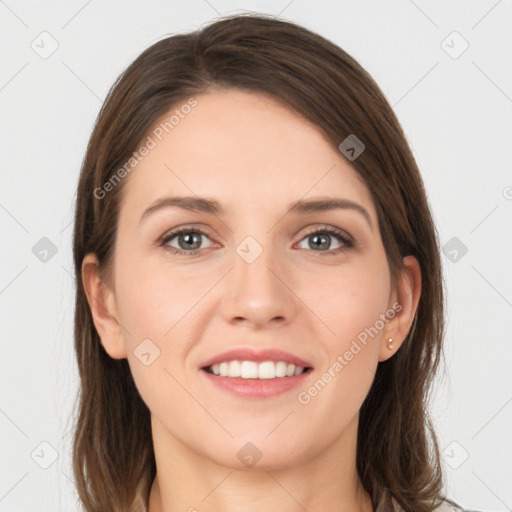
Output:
(387, 338), (394, 350)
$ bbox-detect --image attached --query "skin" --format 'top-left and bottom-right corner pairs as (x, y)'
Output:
(82, 88), (421, 512)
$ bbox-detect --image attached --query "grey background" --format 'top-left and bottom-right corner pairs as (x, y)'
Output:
(1, 1), (511, 511)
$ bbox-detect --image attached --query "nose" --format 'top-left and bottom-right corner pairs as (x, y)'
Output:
(220, 239), (298, 329)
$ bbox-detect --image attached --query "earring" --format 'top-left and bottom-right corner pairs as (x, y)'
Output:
(387, 338), (394, 350)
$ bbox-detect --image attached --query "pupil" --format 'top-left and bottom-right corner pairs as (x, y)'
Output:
(311, 234), (329, 250)
(181, 233), (200, 250)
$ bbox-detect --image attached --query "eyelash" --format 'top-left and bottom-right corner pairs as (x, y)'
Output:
(159, 225), (355, 257)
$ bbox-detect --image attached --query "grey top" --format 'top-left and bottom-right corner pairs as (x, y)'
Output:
(375, 489), (465, 511)
(135, 485), (467, 511)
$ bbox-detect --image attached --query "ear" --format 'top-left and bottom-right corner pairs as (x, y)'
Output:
(378, 255), (421, 362)
(81, 253), (127, 359)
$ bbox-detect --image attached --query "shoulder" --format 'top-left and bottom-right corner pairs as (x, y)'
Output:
(435, 499), (473, 512)
(388, 495), (467, 512)
(429, 501), (468, 512)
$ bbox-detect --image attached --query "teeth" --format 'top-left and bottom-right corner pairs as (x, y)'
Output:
(227, 360), (240, 377)
(294, 365), (304, 376)
(209, 360), (307, 379)
(275, 361), (287, 377)
(240, 361), (258, 378)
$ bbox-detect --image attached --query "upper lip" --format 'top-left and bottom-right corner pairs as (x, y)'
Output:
(200, 348), (313, 369)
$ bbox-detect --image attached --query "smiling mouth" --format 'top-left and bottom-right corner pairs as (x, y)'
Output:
(202, 360), (313, 379)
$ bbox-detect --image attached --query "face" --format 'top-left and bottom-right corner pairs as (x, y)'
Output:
(85, 88), (417, 471)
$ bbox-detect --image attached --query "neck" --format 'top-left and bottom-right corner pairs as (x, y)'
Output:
(148, 413), (373, 512)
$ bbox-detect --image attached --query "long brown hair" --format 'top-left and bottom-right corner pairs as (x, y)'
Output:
(72, 13), (457, 512)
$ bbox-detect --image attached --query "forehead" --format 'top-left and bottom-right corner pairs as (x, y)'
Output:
(120, 88), (375, 220)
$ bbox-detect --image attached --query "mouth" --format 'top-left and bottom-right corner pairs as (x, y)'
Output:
(200, 359), (313, 400)
(199, 348), (314, 399)
(202, 360), (313, 379)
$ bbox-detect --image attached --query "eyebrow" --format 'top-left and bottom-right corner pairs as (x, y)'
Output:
(139, 196), (373, 230)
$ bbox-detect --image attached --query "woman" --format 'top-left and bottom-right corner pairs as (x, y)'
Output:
(72, 13), (464, 512)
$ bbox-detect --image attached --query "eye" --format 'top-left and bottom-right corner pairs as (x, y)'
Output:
(159, 225), (354, 257)
(296, 226), (354, 255)
(160, 227), (214, 256)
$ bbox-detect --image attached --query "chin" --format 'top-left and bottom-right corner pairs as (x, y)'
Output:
(201, 436), (313, 472)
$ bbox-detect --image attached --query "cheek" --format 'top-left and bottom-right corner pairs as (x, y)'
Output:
(112, 262), (192, 416)
(304, 259), (391, 350)
(296, 271), (389, 430)
(291, 259), (391, 415)
(114, 254), (209, 345)
(112, 254), (214, 399)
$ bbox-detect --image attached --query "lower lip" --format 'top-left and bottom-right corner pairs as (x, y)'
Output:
(200, 368), (312, 399)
